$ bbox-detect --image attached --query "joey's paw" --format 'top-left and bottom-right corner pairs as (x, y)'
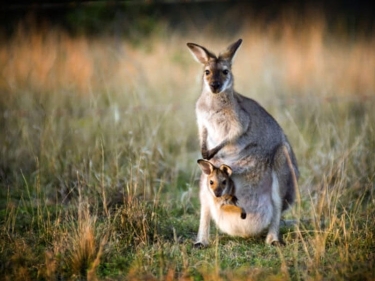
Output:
(231, 195), (239, 205)
(193, 242), (206, 249)
(221, 194), (232, 201)
(241, 212), (247, 219)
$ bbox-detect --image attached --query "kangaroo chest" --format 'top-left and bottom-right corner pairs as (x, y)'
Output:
(198, 105), (243, 147)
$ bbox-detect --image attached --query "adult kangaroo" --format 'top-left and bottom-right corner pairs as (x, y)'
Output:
(187, 39), (299, 247)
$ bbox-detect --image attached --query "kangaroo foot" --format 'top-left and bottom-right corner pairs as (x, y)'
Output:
(266, 233), (280, 245)
(193, 242), (206, 249)
(271, 240), (286, 247)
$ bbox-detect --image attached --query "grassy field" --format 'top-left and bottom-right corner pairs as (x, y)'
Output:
(0, 15), (375, 280)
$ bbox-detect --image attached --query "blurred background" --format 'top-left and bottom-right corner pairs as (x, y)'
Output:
(1, 0), (374, 97)
(1, 0), (374, 199)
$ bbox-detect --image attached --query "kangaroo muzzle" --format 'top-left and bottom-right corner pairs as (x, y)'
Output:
(210, 81), (222, 93)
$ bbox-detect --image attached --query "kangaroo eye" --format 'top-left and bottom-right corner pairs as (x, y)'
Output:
(209, 180), (214, 185)
(222, 180), (226, 185)
(222, 69), (229, 75)
(205, 70), (210, 76)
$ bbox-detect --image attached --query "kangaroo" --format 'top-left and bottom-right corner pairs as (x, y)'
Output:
(187, 39), (299, 247)
(197, 159), (246, 221)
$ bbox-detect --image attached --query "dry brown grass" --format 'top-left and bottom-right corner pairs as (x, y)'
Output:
(1, 15), (374, 98)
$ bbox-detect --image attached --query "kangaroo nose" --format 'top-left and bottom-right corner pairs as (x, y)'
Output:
(210, 81), (221, 93)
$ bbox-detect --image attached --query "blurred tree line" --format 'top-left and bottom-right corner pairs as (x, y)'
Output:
(0, 1), (374, 41)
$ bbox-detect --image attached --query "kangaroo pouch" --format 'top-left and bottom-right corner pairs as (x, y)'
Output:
(215, 168), (274, 236)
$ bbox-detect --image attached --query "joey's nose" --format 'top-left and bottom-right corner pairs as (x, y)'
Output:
(210, 81), (221, 93)
(214, 189), (222, 197)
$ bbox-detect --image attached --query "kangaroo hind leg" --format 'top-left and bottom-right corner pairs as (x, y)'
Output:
(265, 171), (283, 245)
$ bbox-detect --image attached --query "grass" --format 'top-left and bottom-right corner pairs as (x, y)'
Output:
(0, 15), (375, 280)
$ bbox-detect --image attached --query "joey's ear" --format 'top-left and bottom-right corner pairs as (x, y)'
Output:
(219, 39), (242, 62)
(219, 164), (233, 177)
(187, 43), (216, 64)
(197, 159), (214, 175)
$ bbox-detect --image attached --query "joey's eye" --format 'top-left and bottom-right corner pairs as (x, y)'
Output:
(222, 180), (226, 185)
(222, 69), (229, 75)
(205, 70), (210, 76)
(209, 180), (214, 185)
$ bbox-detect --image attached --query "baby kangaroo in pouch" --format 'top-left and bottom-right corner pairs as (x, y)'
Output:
(197, 159), (246, 220)
(188, 39), (299, 247)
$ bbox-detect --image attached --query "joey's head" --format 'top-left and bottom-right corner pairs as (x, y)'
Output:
(197, 159), (233, 197)
(187, 39), (242, 94)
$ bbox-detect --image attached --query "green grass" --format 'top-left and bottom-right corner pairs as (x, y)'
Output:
(0, 21), (375, 280)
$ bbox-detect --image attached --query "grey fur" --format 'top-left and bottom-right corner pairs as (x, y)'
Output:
(187, 39), (299, 246)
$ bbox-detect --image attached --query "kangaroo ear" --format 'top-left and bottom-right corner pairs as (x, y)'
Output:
(197, 159), (214, 175)
(219, 164), (233, 177)
(219, 39), (242, 62)
(187, 43), (216, 64)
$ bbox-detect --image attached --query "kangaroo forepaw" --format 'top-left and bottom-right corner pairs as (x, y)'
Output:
(201, 149), (209, 160)
(202, 148), (219, 160)
(206, 151), (215, 160)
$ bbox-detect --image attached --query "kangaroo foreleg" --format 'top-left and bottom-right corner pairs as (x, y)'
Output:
(205, 140), (228, 160)
(200, 127), (209, 159)
(199, 124), (232, 160)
